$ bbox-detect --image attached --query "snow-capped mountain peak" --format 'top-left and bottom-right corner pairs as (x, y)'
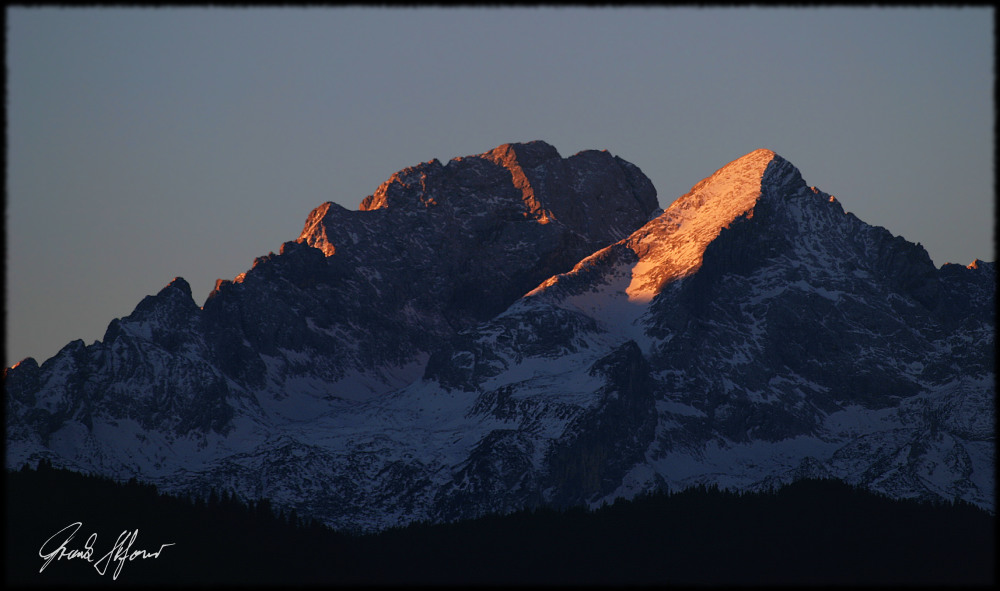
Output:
(625, 148), (790, 302)
(523, 149), (796, 310)
(5, 142), (993, 533)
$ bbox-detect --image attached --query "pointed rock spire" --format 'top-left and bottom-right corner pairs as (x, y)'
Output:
(624, 149), (795, 301)
(161, 276), (194, 301)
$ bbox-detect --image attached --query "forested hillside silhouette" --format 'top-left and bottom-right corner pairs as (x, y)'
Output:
(5, 460), (994, 585)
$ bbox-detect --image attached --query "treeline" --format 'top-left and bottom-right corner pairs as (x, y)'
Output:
(5, 459), (348, 586)
(5, 460), (995, 586)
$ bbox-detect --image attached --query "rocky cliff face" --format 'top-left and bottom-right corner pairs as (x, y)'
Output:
(5, 143), (993, 532)
(6, 141), (658, 434)
(424, 149), (994, 515)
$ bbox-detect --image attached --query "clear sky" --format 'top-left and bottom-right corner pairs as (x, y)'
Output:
(5, 7), (994, 368)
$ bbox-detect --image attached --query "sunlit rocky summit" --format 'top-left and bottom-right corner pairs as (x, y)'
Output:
(5, 141), (994, 531)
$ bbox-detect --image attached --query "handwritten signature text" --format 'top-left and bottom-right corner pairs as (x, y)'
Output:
(39, 521), (175, 580)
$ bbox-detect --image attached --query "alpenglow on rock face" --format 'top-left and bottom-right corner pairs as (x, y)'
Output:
(4, 142), (994, 532)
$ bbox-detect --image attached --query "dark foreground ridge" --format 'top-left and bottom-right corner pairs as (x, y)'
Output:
(5, 461), (994, 586)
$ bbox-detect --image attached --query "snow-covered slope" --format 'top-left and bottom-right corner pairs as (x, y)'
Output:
(425, 148), (995, 514)
(5, 143), (993, 532)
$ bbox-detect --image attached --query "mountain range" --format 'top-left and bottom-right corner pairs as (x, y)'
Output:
(5, 141), (994, 532)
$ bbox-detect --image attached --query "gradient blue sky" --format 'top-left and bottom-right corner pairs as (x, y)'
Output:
(5, 7), (994, 368)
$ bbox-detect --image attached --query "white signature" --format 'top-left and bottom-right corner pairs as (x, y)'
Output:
(38, 521), (175, 581)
